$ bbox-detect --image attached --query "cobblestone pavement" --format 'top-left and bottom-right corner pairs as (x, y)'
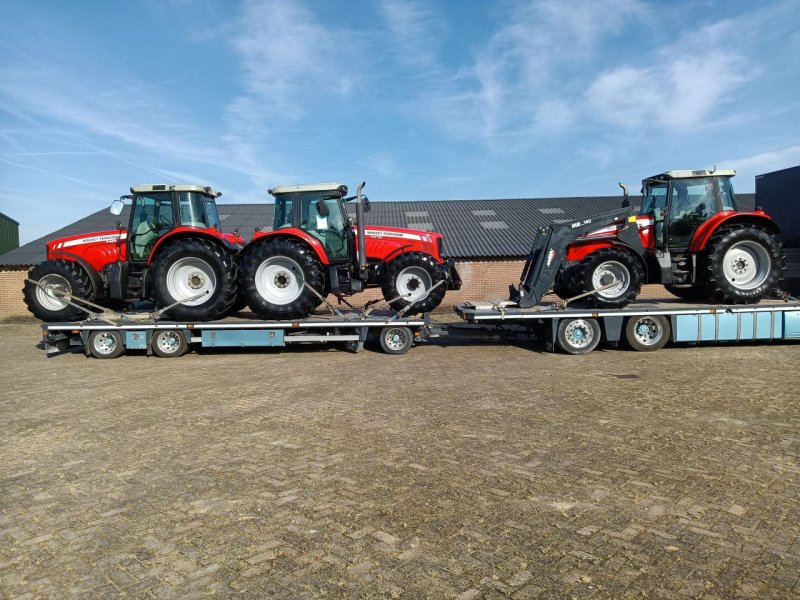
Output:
(1, 323), (799, 599)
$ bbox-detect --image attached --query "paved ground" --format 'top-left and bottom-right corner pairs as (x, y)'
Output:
(1, 322), (799, 599)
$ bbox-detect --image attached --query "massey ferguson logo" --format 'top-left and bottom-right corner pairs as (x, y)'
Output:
(546, 249), (556, 267)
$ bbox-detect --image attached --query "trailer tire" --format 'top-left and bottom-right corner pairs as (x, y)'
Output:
(381, 252), (447, 314)
(151, 329), (188, 358)
(152, 238), (237, 321)
(240, 238), (326, 319)
(23, 260), (95, 321)
(87, 330), (124, 359)
(702, 224), (783, 304)
(379, 326), (414, 355)
(574, 247), (643, 308)
(556, 318), (601, 354)
(624, 315), (670, 352)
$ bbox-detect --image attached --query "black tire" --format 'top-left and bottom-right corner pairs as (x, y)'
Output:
(228, 294), (249, 314)
(552, 267), (577, 300)
(665, 285), (706, 301)
(556, 318), (601, 354)
(623, 315), (670, 352)
(87, 330), (124, 359)
(378, 326), (414, 355)
(381, 252), (447, 314)
(702, 224), (783, 304)
(151, 238), (237, 321)
(239, 238), (326, 319)
(573, 247), (644, 308)
(23, 260), (95, 321)
(151, 329), (188, 358)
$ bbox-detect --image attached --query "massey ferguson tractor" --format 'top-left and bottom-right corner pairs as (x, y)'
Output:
(538, 169), (784, 308)
(238, 182), (461, 319)
(23, 184), (243, 322)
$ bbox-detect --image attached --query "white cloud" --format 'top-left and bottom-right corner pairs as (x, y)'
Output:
(377, 0), (446, 68)
(725, 145), (800, 174)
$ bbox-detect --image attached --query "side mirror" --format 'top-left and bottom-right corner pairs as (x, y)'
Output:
(110, 199), (125, 215)
(316, 199), (330, 217)
(362, 196), (371, 213)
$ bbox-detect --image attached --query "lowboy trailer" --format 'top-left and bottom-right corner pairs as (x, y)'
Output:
(41, 298), (800, 358)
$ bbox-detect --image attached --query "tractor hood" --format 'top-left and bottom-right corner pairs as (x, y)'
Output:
(46, 230), (127, 271)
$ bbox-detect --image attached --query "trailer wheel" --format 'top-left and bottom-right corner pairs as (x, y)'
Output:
(624, 315), (670, 352)
(379, 326), (414, 355)
(702, 224), (783, 303)
(87, 330), (124, 359)
(556, 318), (601, 354)
(574, 248), (643, 308)
(381, 252), (447, 314)
(151, 329), (188, 358)
(23, 260), (94, 321)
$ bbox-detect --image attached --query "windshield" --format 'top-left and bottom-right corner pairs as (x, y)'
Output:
(719, 177), (737, 211)
(640, 181), (668, 215)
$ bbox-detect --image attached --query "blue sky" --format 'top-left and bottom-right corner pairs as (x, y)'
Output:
(1, 0), (799, 244)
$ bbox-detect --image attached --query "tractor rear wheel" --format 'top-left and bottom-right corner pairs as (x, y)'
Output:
(381, 252), (447, 314)
(151, 238), (237, 321)
(23, 260), (94, 321)
(573, 247), (643, 308)
(702, 224), (783, 303)
(240, 238), (326, 319)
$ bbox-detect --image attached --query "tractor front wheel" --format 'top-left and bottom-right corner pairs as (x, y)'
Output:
(381, 252), (447, 314)
(573, 247), (644, 308)
(702, 224), (783, 303)
(23, 260), (94, 321)
(240, 238), (326, 319)
(151, 238), (237, 321)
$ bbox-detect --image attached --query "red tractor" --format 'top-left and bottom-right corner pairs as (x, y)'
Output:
(238, 182), (460, 319)
(24, 184), (243, 321)
(553, 169), (784, 307)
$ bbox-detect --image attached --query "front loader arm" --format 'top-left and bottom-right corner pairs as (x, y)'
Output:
(511, 207), (644, 308)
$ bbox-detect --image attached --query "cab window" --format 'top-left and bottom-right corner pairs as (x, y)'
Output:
(130, 192), (174, 260)
(178, 192), (213, 228)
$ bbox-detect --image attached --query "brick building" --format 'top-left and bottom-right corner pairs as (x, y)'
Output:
(0, 193), (756, 320)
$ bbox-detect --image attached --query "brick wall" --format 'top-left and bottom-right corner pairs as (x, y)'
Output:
(0, 267), (30, 321)
(0, 260), (670, 320)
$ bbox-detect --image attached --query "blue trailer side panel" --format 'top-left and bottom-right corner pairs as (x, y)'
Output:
(124, 331), (148, 349)
(784, 310), (800, 339)
(201, 329), (285, 347)
(673, 309), (788, 343)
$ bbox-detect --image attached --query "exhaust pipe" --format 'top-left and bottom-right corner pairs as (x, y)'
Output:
(356, 181), (367, 273)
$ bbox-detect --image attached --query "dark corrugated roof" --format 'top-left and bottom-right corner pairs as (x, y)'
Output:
(0, 194), (756, 266)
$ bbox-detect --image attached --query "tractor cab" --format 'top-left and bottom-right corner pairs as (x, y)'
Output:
(111, 184), (223, 262)
(269, 183), (369, 264)
(639, 170), (738, 251)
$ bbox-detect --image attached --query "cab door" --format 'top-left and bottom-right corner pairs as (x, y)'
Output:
(129, 192), (175, 261)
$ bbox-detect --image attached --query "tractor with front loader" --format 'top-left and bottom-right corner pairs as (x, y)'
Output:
(523, 169), (784, 309)
(238, 182), (461, 319)
(23, 184), (243, 322)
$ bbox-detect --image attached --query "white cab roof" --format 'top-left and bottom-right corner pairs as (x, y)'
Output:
(130, 184), (221, 197)
(657, 169), (736, 179)
(268, 182), (347, 196)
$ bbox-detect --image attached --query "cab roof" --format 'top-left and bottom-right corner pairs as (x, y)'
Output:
(268, 183), (347, 196)
(649, 169), (736, 180)
(130, 184), (222, 198)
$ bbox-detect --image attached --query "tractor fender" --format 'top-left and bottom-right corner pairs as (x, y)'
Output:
(147, 228), (242, 264)
(689, 212), (780, 252)
(46, 251), (105, 298)
(242, 229), (330, 265)
(565, 240), (648, 277)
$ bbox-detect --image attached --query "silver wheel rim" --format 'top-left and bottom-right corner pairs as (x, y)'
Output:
(396, 266), (433, 303)
(166, 257), (216, 306)
(591, 260), (630, 299)
(255, 256), (304, 305)
(563, 319), (595, 349)
(631, 317), (664, 346)
(384, 328), (410, 351)
(93, 332), (119, 355)
(722, 241), (770, 290)
(35, 274), (71, 311)
(155, 331), (182, 354)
